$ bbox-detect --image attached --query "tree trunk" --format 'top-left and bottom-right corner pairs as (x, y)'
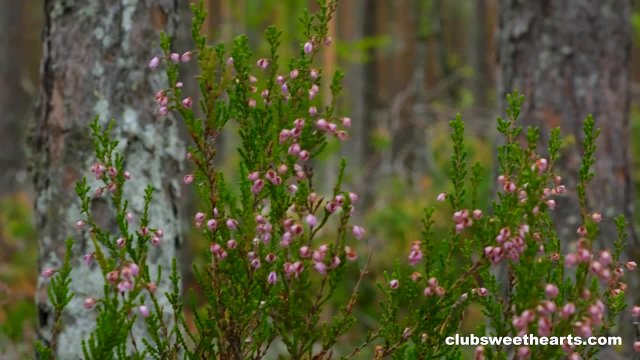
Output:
(0, 0), (29, 194)
(498, 0), (635, 355)
(29, 1), (183, 358)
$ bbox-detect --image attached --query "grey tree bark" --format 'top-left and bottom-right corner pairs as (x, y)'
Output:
(498, 0), (635, 355)
(29, 1), (183, 358)
(0, 0), (29, 194)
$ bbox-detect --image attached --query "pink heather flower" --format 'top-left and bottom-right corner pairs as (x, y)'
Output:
(577, 226), (587, 236)
(248, 171), (260, 181)
(176, 82), (183, 88)
(299, 245), (311, 258)
(251, 258), (261, 269)
(474, 288), (488, 297)
(182, 97), (193, 108)
(195, 212), (205, 223)
(41, 268), (56, 278)
(408, 250), (423, 266)
(275, 75), (285, 85)
(106, 271), (119, 284)
(305, 214), (317, 227)
(170, 53), (180, 63)
(303, 41), (313, 54)
(123, 171), (131, 180)
(256, 58), (269, 69)
(128, 263), (140, 277)
(545, 284), (559, 299)
(310, 69), (319, 80)
(151, 236), (161, 246)
(535, 158), (548, 173)
(288, 143), (301, 156)
(472, 209), (483, 219)
(226, 219), (238, 230)
(309, 106), (318, 116)
(568, 353), (581, 360)
(226, 239), (237, 249)
(268, 271), (278, 284)
(299, 150), (310, 161)
(634, 342), (640, 353)
(389, 279), (399, 290)
(341, 117), (351, 127)
(565, 253), (578, 267)
(158, 106), (169, 116)
(277, 164), (288, 174)
(248, 98), (257, 108)
(84, 298), (97, 309)
(626, 261), (637, 270)
(83, 253), (94, 265)
(116, 237), (126, 248)
(345, 246), (358, 261)
(210, 243), (222, 254)
(324, 36), (332, 46)
(181, 51), (192, 62)
(591, 212), (602, 223)
(265, 253), (277, 263)
(599, 251), (612, 266)
(537, 317), (552, 336)
(75, 220), (85, 230)
(336, 131), (348, 141)
(117, 280), (133, 293)
(290, 69), (299, 79)
(475, 346), (485, 360)
(315, 118), (329, 130)
(279, 129), (291, 143)
(314, 262), (327, 275)
(183, 174), (194, 184)
(352, 226), (365, 239)
(560, 303), (576, 319)
(436, 192), (446, 202)
(287, 184), (298, 194)
(226, 57), (234, 65)
(281, 83), (289, 94)
(546, 199), (556, 210)
(148, 56), (160, 69)
(138, 305), (150, 318)
(206, 219), (217, 231)
(632, 306), (640, 318)
(517, 346), (531, 359)
(251, 179), (265, 195)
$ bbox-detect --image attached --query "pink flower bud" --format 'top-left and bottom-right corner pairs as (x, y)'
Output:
(305, 214), (317, 227)
(226, 219), (238, 230)
(176, 82), (183, 88)
(546, 199), (556, 210)
(183, 174), (194, 184)
(290, 69), (299, 79)
(181, 51), (192, 62)
(207, 219), (217, 230)
(83, 253), (94, 265)
(352, 226), (365, 239)
(437, 192), (446, 202)
(116, 237), (126, 248)
(591, 212), (602, 223)
(560, 303), (576, 319)
(336, 131), (348, 141)
(248, 98), (257, 108)
(389, 279), (399, 289)
(268, 271), (278, 284)
(170, 53), (180, 63)
(138, 305), (150, 318)
(565, 253), (578, 267)
(634, 341), (640, 352)
(252, 179), (265, 195)
(304, 41), (313, 54)
(158, 106), (169, 116)
(84, 297), (97, 309)
(148, 56), (160, 69)
(195, 212), (205, 223)
(310, 69), (319, 80)
(626, 261), (637, 270)
(107, 271), (119, 284)
(299, 150), (310, 161)
(345, 246), (358, 261)
(474, 288), (488, 297)
(75, 220), (85, 230)
(257, 58), (269, 69)
(577, 226), (587, 236)
(309, 106), (318, 116)
(151, 236), (161, 246)
(545, 284), (559, 299)
(41, 268), (56, 278)
(341, 117), (351, 127)
(182, 97), (193, 108)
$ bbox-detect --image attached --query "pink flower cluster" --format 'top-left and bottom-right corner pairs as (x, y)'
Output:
(106, 263), (140, 293)
(483, 225), (529, 264)
(452, 209), (482, 233)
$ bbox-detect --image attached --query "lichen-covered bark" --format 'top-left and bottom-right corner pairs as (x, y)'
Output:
(498, 0), (636, 354)
(29, 0), (182, 358)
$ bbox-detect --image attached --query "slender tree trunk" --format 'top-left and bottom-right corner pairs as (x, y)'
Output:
(498, 0), (635, 355)
(0, 0), (29, 194)
(29, 1), (183, 358)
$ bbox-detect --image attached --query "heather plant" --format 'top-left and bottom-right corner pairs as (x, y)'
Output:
(36, 1), (638, 359)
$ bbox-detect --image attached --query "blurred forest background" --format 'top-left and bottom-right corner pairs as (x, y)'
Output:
(3, 0), (640, 357)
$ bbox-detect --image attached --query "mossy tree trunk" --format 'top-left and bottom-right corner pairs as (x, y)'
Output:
(498, 0), (636, 355)
(29, 1), (183, 358)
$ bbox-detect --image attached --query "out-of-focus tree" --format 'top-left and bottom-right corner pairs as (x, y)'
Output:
(0, 0), (29, 194)
(498, 0), (636, 355)
(28, 1), (183, 358)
